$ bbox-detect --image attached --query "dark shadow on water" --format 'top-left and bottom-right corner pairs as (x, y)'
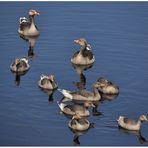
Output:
(72, 63), (94, 90)
(38, 87), (57, 103)
(118, 126), (147, 144)
(19, 35), (39, 58)
(92, 101), (103, 116)
(73, 73), (86, 90)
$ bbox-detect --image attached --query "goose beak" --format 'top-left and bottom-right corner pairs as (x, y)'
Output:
(36, 12), (40, 15)
(92, 104), (96, 108)
(74, 40), (79, 44)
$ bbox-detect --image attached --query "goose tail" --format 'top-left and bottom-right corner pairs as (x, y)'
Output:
(58, 88), (73, 100)
(19, 17), (28, 24)
(57, 101), (66, 111)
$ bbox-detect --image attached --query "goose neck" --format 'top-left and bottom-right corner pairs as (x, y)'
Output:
(80, 44), (87, 52)
(93, 85), (99, 97)
(29, 15), (35, 26)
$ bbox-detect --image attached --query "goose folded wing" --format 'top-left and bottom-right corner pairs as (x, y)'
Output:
(65, 105), (75, 112)
(19, 60), (28, 67)
(41, 78), (50, 85)
(20, 22), (31, 31)
(75, 90), (93, 97)
(123, 118), (138, 125)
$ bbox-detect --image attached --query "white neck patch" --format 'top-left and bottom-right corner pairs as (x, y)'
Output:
(86, 44), (92, 50)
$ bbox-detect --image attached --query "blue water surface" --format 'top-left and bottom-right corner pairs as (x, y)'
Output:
(0, 2), (148, 146)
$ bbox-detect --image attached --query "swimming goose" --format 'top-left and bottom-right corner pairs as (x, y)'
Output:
(71, 38), (95, 65)
(38, 74), (58, 90)
(18, 10), (40, 37)
(10, 57), (30, 73)
(68, 113), (91, 131)
(117, 115), (148, 131)
(58, 82), (101, 101)
(97, 77), (119, 95)
(57, 101), (95, 117)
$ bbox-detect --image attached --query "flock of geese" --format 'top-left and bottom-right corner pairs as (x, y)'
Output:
(10, 9), (147, 145)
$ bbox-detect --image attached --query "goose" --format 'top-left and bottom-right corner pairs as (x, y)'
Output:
(38, 74), (58, 90)
(18, 10), (40, 37)
(68, 113), (91, 131)
(97, 77), (119, 95)
(71, 38), (95, 65)
(58, 82), (101, 101)
(117, 115), (148, 131)
(57, 101), (95, 117)
(10, 57), (30, 73)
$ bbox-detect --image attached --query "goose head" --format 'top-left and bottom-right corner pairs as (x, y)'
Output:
(74, 38), (88, 47)
(15, 58), (20, 65)
(139, 115), (148, 122)
(97, 77), (115, 89)
(29, 10), (40, 16)
(49, 74), (55, 82)
(97, 77), (109, 85)
(93, 82), (101, 88)
(72, 113), (82, 120)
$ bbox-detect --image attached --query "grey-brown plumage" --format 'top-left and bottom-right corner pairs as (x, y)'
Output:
(57, 101), (95, 117)
(18, 10), (40, 37)
(10, 58), (30, 73)
(68, 113), (90, 131)
(38, 74), (58, 90)
(71, 118), (88, 125)
(20, 21), (31, 31)
(97, 77), (119, 95)
(123, 118), (138, 125)
(72, 50), (93, 61)
(71, 38), (95, 65)
(117, 115), (148, 131)
(58, 82), (101, 101)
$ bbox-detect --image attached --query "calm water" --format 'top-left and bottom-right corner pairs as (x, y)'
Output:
(0, 2), (148, 146)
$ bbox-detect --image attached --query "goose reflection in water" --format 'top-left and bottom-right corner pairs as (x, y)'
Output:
(100, 93), (119, 102)
(72, 63), (94, 90)
(39, 88), (56, 103)
(19, 35), (39, 57)
(69, 120), (95, 146)
(118, 126), (147, 144)
(92, 100), (102, 116)
(11, 70), (29, 86)
(71, 129), (89, 146)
